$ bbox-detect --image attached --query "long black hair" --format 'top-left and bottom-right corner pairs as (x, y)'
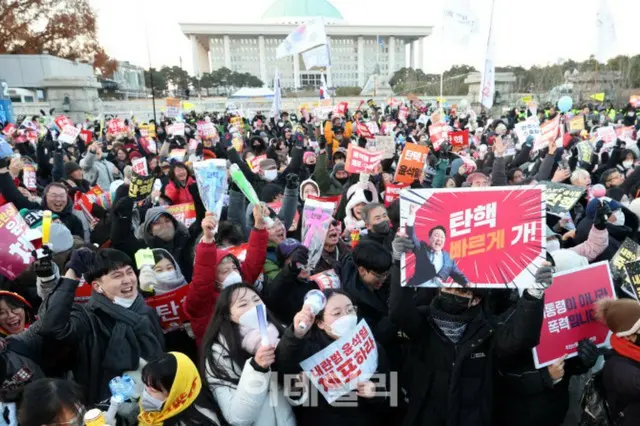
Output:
(18, 378), (84, 426)
(168, 161), (190, 187)
(142, 353), (222, 426)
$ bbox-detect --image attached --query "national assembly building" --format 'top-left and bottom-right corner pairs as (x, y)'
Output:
(180, 0), (432, 89)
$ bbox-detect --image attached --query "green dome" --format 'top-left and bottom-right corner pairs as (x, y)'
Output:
(262, 0), (343, 20)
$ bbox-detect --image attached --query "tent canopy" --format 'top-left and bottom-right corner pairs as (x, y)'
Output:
(229, 87), (274, 99)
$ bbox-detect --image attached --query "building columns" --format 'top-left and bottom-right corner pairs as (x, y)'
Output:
(415, 38), (423, 71)
(191, 35), (210, 76)
(409, 41), (415, 69)
(388, 36), (396, 75)
(326, 36), (333, 87)
(258, 36), (267, 84)
(223, 35), (231, 69)
(357, 36), (365, 87)
(293, 54), (300, 89)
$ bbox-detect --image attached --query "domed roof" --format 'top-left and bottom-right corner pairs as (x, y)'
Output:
(262, 0), (343, 21)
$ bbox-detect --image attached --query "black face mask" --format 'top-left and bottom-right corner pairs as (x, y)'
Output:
(437, 292), (472, 315)
(307, 163), (316, 173)
(373, 221), (391, 235)
(336, 177), (349, 185)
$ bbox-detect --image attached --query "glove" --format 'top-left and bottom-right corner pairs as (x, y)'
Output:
(318, 135), (327, 150)
(289, 246), (309, 274)
(286, 173), (299, 190)
(139, 266), (157, 293)
(534, 264), (555, 289)
(577, 338), (600, 368)
(392, 235), (414, 261)
(68, 247), (96, 278)
(594, 201), (611, 230)
(32, 246), (54, 279)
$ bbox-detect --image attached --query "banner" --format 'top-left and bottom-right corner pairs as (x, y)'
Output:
(514, 118), (542, 145)
(58, 125), (80, 145)
(131, 157), (148, 177)
(311, 269), (341, 290)
(145, 284), (191, 332)
(345, 145), (383, 174)
(400, 187), (546, 288)
(197, 121), (217, 139)
(301, 199), (335, 271)
(609, 238), (640, 285)
(367, 136), (395, 160)
(394, 143), (429, 184)
(624, 260), (640, 300)
(448, 129), (469, 152)
(22, 164), (37, 191)
(533, 262), (614, 368)
(192, 159), (228, 221)
(0, 204), (35, 280)
(569, 116), (585, 132)
(165, 98), (181, 118)
(355, 122), (374, 139)
(128, 172), (154, 201)
(300, 320), (378, 404)
(384, 182), (410, 207)
(543, 182), (585, 216)
(165, 203), (196, 228)
(307, 194), (342, 216)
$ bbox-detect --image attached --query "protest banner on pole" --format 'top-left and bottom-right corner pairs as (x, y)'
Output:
(400, 187), (546, 288)
(165, 98), (181, 118)
(384, 182), (410, 207)
(145, 284), (190, 332)
(165, 203), (197, 228)
(569, 116), (585, 132)
(128, 172), (155, 201)
(302, 199), (335, 271)
(345, 145), (383, 174)
(300, 320), (378, 404)
(192, 159), (228, 223)
(448, 129), (470, 152)
(609, 238), (640, 285)
(543, 182), (585, 216)
(533, 261), (614, 368)
(394, 144), (429, 184)
(311, 269), (341, 290)
(131, 157), (148, 177)
(58, 125), (80, 144)
(0, 203), (35, 280)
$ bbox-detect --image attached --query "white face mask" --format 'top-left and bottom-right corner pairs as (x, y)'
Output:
(156, 270), (179, 284)
(238, 304), (266, 330)
(329, 314), (357, 337)
(613, 209), (625, 226)
(221, 271), (242, 288)
(141, 389), (165, 412)
(114, 296), (136, 308)
(547, 238), (561, 253)
(263, 170), (277, 181)
(623, 161), (633, 169)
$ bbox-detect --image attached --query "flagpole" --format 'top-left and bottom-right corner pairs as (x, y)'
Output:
(481, 0), (497, 111)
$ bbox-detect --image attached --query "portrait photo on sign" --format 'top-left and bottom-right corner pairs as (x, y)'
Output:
(400, 186), (546, 289)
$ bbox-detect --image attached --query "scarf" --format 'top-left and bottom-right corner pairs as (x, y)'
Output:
(138, 352), (201, 426)
(611, 334), (640, 363)
(88, 292), (164, 373)
(430, 299), (480, 344)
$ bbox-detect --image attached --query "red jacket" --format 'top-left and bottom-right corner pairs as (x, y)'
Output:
(165, 177), (195, 205)
(183, 228), (268, 347)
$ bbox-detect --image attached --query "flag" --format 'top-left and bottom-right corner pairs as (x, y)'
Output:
(377, 36), (384, 49)
(596, 0), (616, 63)
(271, 69), (281, 117)
(276, 17), (327, 58)
(320, 74), (331, 100)
(480, 0), (496, 109)
(442, 0), (479, 45)
(590, 93), (605, 102)
(302, 44), (332, 69)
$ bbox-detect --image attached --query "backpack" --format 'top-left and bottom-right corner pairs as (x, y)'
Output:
(579, 370), (622, 426)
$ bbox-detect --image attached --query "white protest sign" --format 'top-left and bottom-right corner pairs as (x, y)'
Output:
(371, 136), (396, 159)
(514, 118), (541, 146)
(300, 320), (378, 404)
(131, 157), (148, 177)
(169, 123), (185, 136)
(365, 121), (380, 135)
(58, 125), (81, 144)
(597, 126), (617, 149)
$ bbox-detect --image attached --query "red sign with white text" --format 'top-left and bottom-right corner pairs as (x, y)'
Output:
(448, 129), (470, 152)
(145, 284), (190, 332)
(0, 204), (35, 280)
(355, 122), (374, 139)
(166, 203), (196, 228)
(333, 102), (348, 116)
(345, 145), (383, 174)
(533, 262), (614, 368)
(384, 182), (410, 207)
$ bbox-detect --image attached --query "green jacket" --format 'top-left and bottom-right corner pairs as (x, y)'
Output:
(314, 151), (345, 196)
(263, 241), (281, 281)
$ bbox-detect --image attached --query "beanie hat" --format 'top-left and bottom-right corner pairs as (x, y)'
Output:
(597, 299), (640, 337)
(449, 158), (464, 177)
(47, 222), (74, 254)
(303, 151), (316, 164)
(19, 209), (59, 229)
(261, 183), (284, 203)
(331, 163), (346, 179)
(277, 238), (303, 260)
(465, 172), (489, 185)
(259, 158), (277, 171)
(333, 148), (348, 161)
(586, 197), (621, 219)
(63, 162), (81, 178)
(300, 178), (320, 200)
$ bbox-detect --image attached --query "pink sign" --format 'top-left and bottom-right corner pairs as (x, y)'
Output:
(429, 123), (450, 145)
(131, 157), (148, 176)
(0, 204), (35, 280)
(355, 122), (374, 139)
(345, 145), (383, 174)
(384, 182), (410, 207)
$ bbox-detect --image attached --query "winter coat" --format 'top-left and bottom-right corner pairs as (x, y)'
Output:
(389, 261), (544, 426)
(262, 265), (318, 325)
(184, 228), (268, 347)
(164, 177), (195, 205)
(603, 352), (640, 425)
(312, 240), (351, 275)
(314, 152), (344, 196)
(79, 151), (119, 191)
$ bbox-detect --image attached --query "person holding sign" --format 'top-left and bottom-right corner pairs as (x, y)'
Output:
(276, 289), (392, 426)
(201, 283), (303, 426)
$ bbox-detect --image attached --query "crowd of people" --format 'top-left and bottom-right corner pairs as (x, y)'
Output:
(0, 96), (638, 426)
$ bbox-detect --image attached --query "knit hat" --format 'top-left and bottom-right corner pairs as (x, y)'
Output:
(331, 163), (346, 179)
(261, 183), (283, 203)
(465, 172), (489, 185)
(597, 299), (640, 337)
(19, 209), (59, 228)
(299, 178), (320, 200)
(449, 158), (464, 177)
(303, 151), (316, 164)
(259, 158), (277, 171)
(277, 238), (303, 259)
(333, 148), (348, 161)
(586, 197), (621, 219)
(63, 162), (81, 178)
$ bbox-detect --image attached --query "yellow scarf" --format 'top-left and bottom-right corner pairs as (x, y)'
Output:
(138, 352), (202, 426)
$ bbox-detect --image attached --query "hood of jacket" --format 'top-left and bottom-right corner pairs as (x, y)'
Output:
(138, 206), (189, 247)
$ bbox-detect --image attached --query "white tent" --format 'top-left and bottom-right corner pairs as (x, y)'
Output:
(229, 87), (274, 99)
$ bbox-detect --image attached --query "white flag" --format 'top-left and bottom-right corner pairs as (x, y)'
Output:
(271, 69), (281, 117)
(442, 0), (479, 45)
(480, 0), (496, 109)
(596, 0), (616, 63)
(302, 44), (332, 70)
(276, 18), (327, 58)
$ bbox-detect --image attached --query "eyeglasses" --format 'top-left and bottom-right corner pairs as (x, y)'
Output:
(0, 307), (22, 320)
(47, 193), (67, 200)
(369, 270), (390, 280)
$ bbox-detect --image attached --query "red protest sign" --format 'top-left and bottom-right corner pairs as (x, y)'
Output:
(165, 203), (196, 228)
(384, 182), (410, 207)
(400, 187), (545, 288)
(345, 145), (383, 174)
(2, 123), (17, 137)
(333, 102), (348, 116)
(145, 284), (190, 332)
(249, 154), (267, 173)
(79, 130), (93, 145)
(196, 121), (217, 139)
(107, 118), (127, 135)
(539, 115), (560, 148)
(394, 143), (429, 184)
(54, 115), (73, 130)
(310, 269), (341, 290)
(0, 204), (35, 280)
(398, 106), (409, 123)
(429, 123), (450, 149)
(533, 262), (614, 368)
(448, 129), (469, 152)
(355, 122), (374, 139)
(307, 194), (342, 216)
(23, 164), (37, 191)
(131, 157), (148, 176)
(268, 201), (300, 231)
(25, 130), (38, 143)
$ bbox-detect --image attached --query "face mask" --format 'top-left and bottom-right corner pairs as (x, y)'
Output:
(156, 270), (180, 284)
(114, 296), (136, 308)
(238, 304), (265, 330)
(264, 170), (277, 182)
(141, 389), (166, 412)
(623, 161), (633, 169)
(329, 314), (358, 337)
(613, 209), (625, 226)
(437, 292), (472, 315)
(221, 270), (242, 288)
(153, 225), (175, 242)
(373, 221), (391, 235)
(547, 238), (561, 253)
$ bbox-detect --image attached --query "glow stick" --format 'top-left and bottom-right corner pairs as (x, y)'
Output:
(41, 210), (52, 245)
(229, 164), (273, 227)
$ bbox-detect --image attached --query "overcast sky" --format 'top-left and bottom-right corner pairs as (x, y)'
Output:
(89, 0), (640, 75)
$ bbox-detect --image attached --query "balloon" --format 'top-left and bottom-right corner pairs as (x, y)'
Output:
(557, 96), (573, 113)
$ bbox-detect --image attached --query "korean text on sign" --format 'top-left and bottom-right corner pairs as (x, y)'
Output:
(300, 320), (378, 404)
(394, 144), (429, 184)
(345, 145), (383, 174)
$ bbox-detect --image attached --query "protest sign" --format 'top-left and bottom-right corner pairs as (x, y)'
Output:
(139, 124), (156, 138)
(345, 145), (383, 174)
(569, 116), (585, 132)
(106, 118), (127, 136)
(533, 262), (614, 368)
(2, 123), (17, 137)
(168, 149), (186, 162)
(25, 130), (38, 143)
(577, 141), (594, 164)
(398, 107), (409, 123)
(268, 200), (301, 231)
(168, 122), (185, 136)
(311, 269), (341, 290)
(79, 130), (92, 145)
(616, 126), (635, 143)
(165, 98), (181, 118)
(58, 125), (80, 145)
(302, 199), (335, 271)
(429, 123), (450, 145)
(22, 164), (37, 191)
(165, 203), (197, 228)
(625, 260), (640, 300)
(369, 136), (395, 160)
(448, 129), (469, 152)
(54, 115), (73, 131)
(230, 116), (243, 132)
(249, 154), (267, 173)
(0, 204), (35, 280)
(128, 172), (154, 201)
(537, 116), (560, 150)
(394, 143), (429, 184)
(197, 121), (216, 139)
(384, 182), (410, 207)
(610, 238), (640, 284)
(355, 122), (374, 139)
(333, 102), (348, 116)
(365, 121), (380, 136)
(300, 320), (378, 404)
(597, 126), (617, 149)
(381, 121), (397, 135)
(515, 118), (542, 144)
(543, 182), (585, 216)
(131, 157), (148, 177)
(307, 194), (342, 216)
(193, 159), (228, 221)
(145, 284), (190, 332)
(400, 187), (546, 289)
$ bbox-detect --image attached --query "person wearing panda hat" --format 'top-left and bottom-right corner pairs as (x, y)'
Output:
(344, 175), (379, 241)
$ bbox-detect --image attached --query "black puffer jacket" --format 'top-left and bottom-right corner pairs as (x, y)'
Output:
(603, 352), (640, 425)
